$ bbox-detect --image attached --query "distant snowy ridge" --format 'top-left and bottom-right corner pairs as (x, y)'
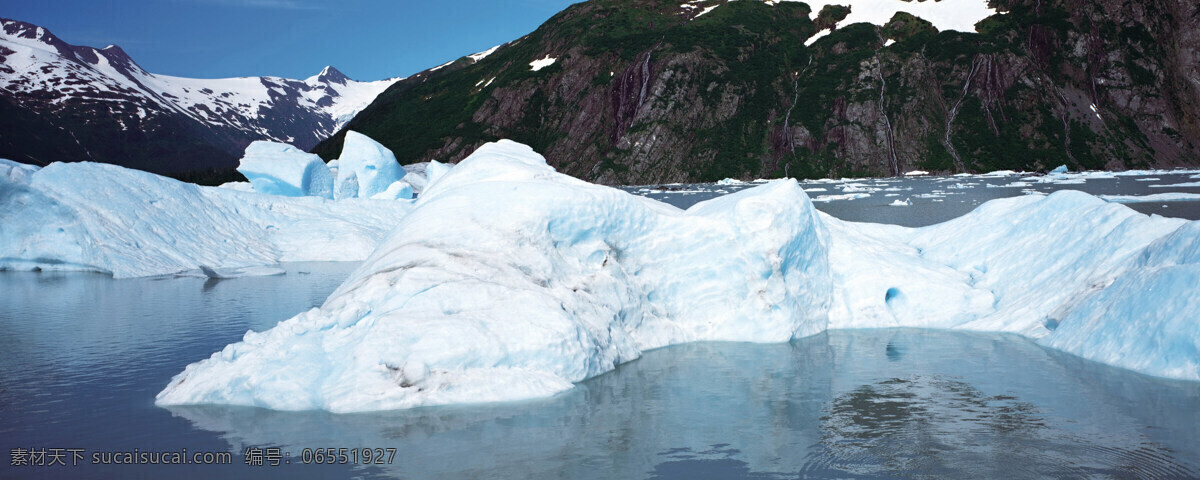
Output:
(0, 18), (399, 170)
(151, 140), (1200, 413)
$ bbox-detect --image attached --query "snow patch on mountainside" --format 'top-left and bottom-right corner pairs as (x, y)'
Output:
(686, 0), (997, 33)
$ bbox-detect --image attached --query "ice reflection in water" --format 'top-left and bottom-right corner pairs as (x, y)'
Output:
(803, 375), (1194, 478)
(165, 330), (1199, 479)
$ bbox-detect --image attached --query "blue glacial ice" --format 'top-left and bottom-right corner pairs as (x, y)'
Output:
(236, 141), (335, 198)
(334, 131), (408, 200)
(146, 140), (1200, 412)
(0, 161), (411, 278)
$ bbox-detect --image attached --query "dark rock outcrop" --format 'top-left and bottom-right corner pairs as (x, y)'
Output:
(315, 0), (1200, 183)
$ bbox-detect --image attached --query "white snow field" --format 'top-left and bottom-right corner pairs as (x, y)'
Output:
(236, 141), (335, 198)
(0, 161), (411, 278)
(151, 140), (1200, 413)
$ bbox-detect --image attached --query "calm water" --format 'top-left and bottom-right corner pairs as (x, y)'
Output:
(2, 264), (1199, 479)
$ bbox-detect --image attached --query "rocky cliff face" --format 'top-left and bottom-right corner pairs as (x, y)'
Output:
(315, 0), (1200, 184)
(0, 18), (398, 174)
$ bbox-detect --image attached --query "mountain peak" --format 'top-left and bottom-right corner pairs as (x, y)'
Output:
(0, 17), (399, 173)
(315, 66), (350, 85)
(1, 17), (66, 49)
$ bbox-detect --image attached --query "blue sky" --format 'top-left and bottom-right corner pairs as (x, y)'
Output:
(4, 0), (579, 81)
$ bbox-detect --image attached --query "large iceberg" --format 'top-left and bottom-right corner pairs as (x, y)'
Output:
(0, 161), (411, 278)
(156, 140), (1200, 413)
(236, 141), (334, 198)
(334, 131), (407, 199)
(156, 140), (831, 411)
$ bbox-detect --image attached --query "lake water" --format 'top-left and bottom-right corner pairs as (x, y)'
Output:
(4, 174), (1200, 479)
(623, 170), (1200, 226)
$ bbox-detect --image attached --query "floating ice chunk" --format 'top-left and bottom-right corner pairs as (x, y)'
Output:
(334, 131), (405, 200)
(1049, 165), (1069, 174)
(0, 162), (411, 278)
(716, 178), (745, 185)
(839, 183), (878, 193)
(1101, 193), (1200, 203)
(236, 141), (334, 198)
(889, 198), (912, 206)
(811, 193), (871, 202)
(904, 170), (930, 176)
(1149, 182), (1200, 188)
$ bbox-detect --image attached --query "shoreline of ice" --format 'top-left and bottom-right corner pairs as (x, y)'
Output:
(140, 141), (1200, 413)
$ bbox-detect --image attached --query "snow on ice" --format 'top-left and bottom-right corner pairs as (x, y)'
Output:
(149, 140), (1200, 413)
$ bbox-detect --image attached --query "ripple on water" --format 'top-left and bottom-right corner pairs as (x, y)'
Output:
(801, 375), (1196, 479)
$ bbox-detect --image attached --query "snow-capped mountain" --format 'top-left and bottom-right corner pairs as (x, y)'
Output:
(0, 18), (399, 173)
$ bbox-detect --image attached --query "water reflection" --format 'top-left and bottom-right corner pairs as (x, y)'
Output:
(3, 267), (1197, 479)
(166, 330), (1200, 479)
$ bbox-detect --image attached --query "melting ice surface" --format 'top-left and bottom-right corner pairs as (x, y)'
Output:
(139, 141), (1200, 412)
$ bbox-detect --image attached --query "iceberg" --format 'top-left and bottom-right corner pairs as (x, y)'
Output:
(334, 131), (405, 200)
(0, 161), (412, 278)
(236, 141), (334, 198)
(156, 139), (1200, 413)
(156, 140), (832, 412)
(1049, 165), (1069, 174)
